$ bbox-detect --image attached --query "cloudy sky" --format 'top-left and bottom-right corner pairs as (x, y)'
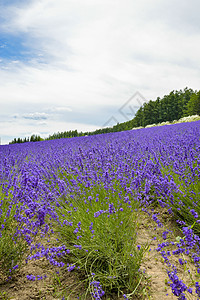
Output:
(0, 0), (200, 144)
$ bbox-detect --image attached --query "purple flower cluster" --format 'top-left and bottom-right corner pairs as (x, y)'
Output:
(26, 274), (47, 281)
(90, 281), (105, 299)
(167, 268), (188, 298)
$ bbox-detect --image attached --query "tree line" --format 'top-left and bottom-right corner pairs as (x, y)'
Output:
(131, 87), (200, 128)
(9, 134), (43, 144)
(9, 87), (200, 144)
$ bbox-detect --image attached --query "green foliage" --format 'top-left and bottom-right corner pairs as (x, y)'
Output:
(54, 185), (148, 298)
(0, 188), (28, 281)
(186, 91), (200, 116)
(0, 291), (10, 300)
(46, 130), (79, 140)
(9, 134), (43, 144)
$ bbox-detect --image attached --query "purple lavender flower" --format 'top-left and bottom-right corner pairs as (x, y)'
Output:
(190, 209), (198, 219)
(90, 281), (105, 299)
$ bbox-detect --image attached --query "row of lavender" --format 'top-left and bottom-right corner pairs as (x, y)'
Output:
(0, 121), (200, 299)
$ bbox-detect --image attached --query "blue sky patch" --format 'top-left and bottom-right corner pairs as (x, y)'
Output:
(0, 34), (34, 62)
(0, 0), (32, 7)
(0, 33), (49, 65)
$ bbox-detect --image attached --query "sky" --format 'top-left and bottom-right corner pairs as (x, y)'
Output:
(0, 0), (200, 145)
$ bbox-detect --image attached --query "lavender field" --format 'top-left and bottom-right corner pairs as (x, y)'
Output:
(1, 121), (200, 299)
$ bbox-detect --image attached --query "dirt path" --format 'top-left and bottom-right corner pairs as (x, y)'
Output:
(137, 209), (177, 300)
(138, 207), (197, 300)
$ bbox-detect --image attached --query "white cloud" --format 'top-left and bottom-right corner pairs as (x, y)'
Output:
(0, 0), (200, 144)
(49, 106), (72, 112)
(22, 112), (49, 120)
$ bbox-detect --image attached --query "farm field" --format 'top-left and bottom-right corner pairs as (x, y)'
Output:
(1, 121), (200, 300)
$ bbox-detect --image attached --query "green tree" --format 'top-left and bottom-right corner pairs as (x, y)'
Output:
(182, 87), (196, 116)
(186, 91), (200, 116)
(133, 106), (144, 127)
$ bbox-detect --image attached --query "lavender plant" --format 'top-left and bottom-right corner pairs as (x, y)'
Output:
(55, 185), (148, 298)
(0, 187), (28, 279)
